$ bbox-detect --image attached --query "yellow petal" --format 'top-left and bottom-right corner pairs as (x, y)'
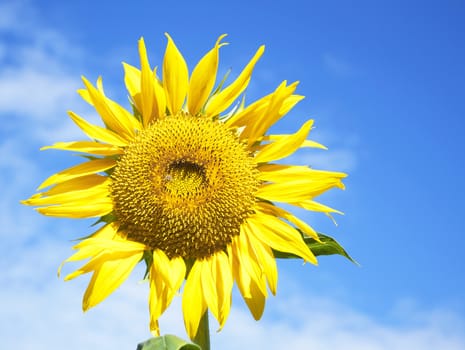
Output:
(258, 164), (310, 181)
(169, 257), (187, 290)
(199, 252), (232, 328)
(299, 139), (327, 150)
(82, 251), (143, 310)
(36, 199), (113, 218)
(200, 258), (219, 323)
(205, 45), (265, 117)
(92, 222), (120, 239)
(24, 180), (109, 206)
(294, 199), (344, 215)
(243, 81), (299, 145)
(41, 141), (123, 156)
(258, 164), (347, 182)
(182, 260), (207, 339)
(233, 234), (266, 294)
(72, 236), (146, 253)
(125, 60), (169, 124)
(123, 62), (141, 105)
(257, 201), (319, 241)
(280, 94), (305, 116)
(163, 33), (188, 115)
(151, 248), (172, 284)
(139, 38), (160, 125)
(152, 249), (186, 290)
(243, 276), (266, 320)
(57, 224), (122, 278)
(93, 76), (142, 134)
(230, 239), (252, 298)
(152, 68), (167, 119)
(243, 224), (278, 295)
(68, 111), (129, 147)
(149, 287), (163, 335)
(149, 252), (185, 333)
(65, 249), (130, 280)
(38, 158), (115, 190)
(226, 90), (303, 131)
(40, 174), (106, 196)
(256, 177), (344, 203)
(187, 35), (227, 115)
(58, 224), (115, 276)
(213, 251), (233, 328)
(104, 93), (142, 132)
(225, 89), (273, 128)
(64, 233), (145, 280)
(149, 264), (166, 334)
(247, 212), (317, 265)
(254, 119), (314, 163)
(80, 77), (136, 139)
(230, 240), (267, 320)
(259, 135), (326, 150)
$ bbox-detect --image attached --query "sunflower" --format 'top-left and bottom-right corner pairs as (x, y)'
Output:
(23, 34), (346, 339)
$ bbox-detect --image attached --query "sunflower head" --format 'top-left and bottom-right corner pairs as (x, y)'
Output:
(22, 33), (347, 340)
(110, 113), (259, 259)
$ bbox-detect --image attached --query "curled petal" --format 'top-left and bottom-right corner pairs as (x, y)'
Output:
(188, 35), (227, 115)
(254, 119), (314, 163)
(205, 45), (265, 117)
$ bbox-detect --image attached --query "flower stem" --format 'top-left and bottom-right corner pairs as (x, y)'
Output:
(193, 310), (210, 350)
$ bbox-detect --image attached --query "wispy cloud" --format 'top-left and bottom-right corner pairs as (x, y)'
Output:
(2, 3), (463, 350)
(214, 293), (465, 350)
(0, 1), (89, 143)
(323, 53), (353, 78)
(287, 148), (357, 173)
(2, 239), (464, 350)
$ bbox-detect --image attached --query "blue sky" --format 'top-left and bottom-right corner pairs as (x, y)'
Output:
(1, 0), (465, 348)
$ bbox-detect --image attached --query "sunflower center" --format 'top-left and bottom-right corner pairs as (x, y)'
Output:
(164, 161), (206, 197)
(110, 114), (259, 259)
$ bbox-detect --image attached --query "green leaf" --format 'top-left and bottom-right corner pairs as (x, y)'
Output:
(273, 232), (358, 265)
(137, 335), (201, 350)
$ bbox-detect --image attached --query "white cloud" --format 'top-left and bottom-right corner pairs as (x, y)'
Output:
(0, 67), (79, 119)
(1, 3), (462, 350)
(0, 139), (44, 242)
(288, 148), (357, 173)
(2, 237), (464, 350)
(0, 1), (90, 143)
(214, 294), (465, 350)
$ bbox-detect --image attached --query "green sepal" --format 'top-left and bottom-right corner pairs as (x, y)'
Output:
(131, 101), (143, 123)
(91, 212), (117, 226)
(137, 335), (201, 350)
(273, 232), (358, 265)
(203, 68), (232, 119)
(142, 249), (154, 279)
(211, 68), (231, 96)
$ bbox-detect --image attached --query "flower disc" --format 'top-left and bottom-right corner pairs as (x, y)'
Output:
(110, 114), (259, 259)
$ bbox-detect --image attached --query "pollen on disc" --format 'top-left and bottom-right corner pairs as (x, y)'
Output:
(110, 114), (259, 259)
